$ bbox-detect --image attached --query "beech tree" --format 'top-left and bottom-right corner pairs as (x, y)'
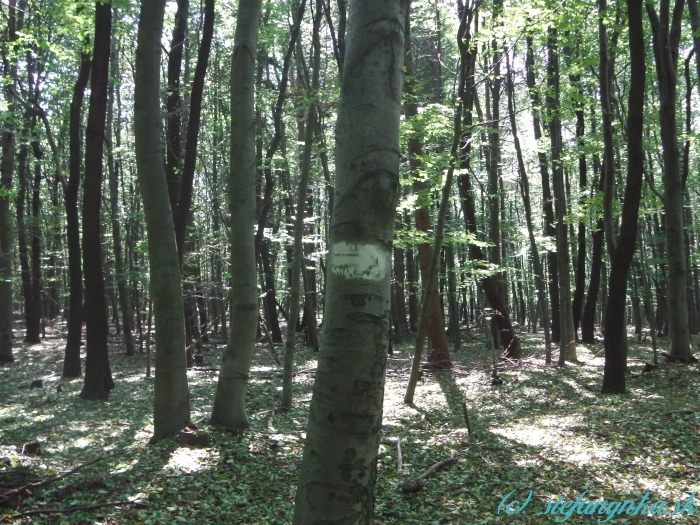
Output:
(0, 0), (24, 363)
(293, 0), (408, 520)
(210, 0), (262, 429)
(80, 1), (113, 400)
(135, 0), (191, 441)
(602, 0), (645, 393)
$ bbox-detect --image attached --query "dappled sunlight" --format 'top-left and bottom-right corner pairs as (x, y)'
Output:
(163, 447), (218, 474)
(1, 331), (698, 523)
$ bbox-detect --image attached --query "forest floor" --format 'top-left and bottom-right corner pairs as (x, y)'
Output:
(0, 325), (699, 524)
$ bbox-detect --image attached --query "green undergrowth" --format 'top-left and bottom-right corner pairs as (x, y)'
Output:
(1, 327), (699, 524)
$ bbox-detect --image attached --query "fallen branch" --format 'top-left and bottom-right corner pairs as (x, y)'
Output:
(293, 368), (317, 376)
(664, 410), (694, 417)
(396, 416), (426, 472)
(401, 450), (457, 493)
(0, 452), (122, 507)
(3, 500), (149, 521)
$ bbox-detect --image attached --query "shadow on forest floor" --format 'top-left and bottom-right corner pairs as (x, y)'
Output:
(1, 324), (698, 524)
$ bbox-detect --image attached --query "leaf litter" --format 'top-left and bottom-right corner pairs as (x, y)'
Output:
(0, 327), (698, 524)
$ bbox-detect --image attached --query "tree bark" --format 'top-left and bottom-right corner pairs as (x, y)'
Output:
(393, 242), (409, 338)
(0, 0), (25, 363)
(687, 0), (700, 101)
(581, 122), (604, 343)
(602, 0), (645, 393)
(135, 0), (191, 440)
(165, 0), (189, 216)
(293, 1), (407, 521)
(282, 0), (322, 409)
(505, 52), (551, 363)
(80, 1), (114, 400)
(210, 0), (262, 429)
(647, 0), (692, 361)
(174, 0), (214, 261)
(525, 34), (560, 344)
(547, 27), (576, 364)
(17, 139), (35, 342)
(457, 10), (521, 360)
(405, 13), (450, 368)
(107, 42), (135, 356)
(62, 46), (91, 376)
(600, 0), (617, 258)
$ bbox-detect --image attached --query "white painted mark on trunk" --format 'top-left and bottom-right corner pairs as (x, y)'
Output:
(330, 242), (389, 281)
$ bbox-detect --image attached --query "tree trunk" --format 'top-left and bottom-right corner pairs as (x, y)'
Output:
(505, 52), (551, 363)
(405, 217), (419, 332)
(547, 27), (576, 364)
(165, 0), (188, 215)
(687, 0), (700, 101)
(17, 140), (37, 343)
(0, 0), (24, 363)
(174, 0), (214, 261)
(446, 241), (461, 350)
(107, 43), (135, 356)
(80, 1), (114, 400)
(282, 0), (322, 409)
(405, 20), (450, 368)
(293, 1), (407, 521)
(63, 46), (91, 376)
(525, 34), (560, 344)
(600, 0), (617, 259)
(260, 240), (282, 342)
(457, 12), (521, 359)
(602, 0), (645, 393)
(393, 242), (409, 338)
(210, 0), (262, 429)
(647, 0), (692, 361)
(570, 83), (587, 337)
(135, 0), (191, 440)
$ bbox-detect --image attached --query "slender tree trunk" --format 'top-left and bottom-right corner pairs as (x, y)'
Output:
(582, 122), (604, 343)
(525, 34), (560, 343)
(80, 2), (114, 400)
(260, 240), (282, 342)
(405, 217), (419, 332)
(165, 0), (188, 215)
(174, 0), (214, 261)
(107, 42), (135, 356)
(405, 15), (450, 368)
(600, 0), (617, 259)
(547, 27), (576, 364)
(210, 0), (262, 429)
(602, 0), (645, 393)
(446, 241), (461, 350)
(457, 10), (520, 359)
(282, 0), (322, 409)
(393, 242), (409, 338)
(687, 0), (700, 101)
(17, 140), (36, 342)
(487, 0), (505, 311)
(293, 1), (407, 521)
(29, 152), (43, 340)
(135, 0), (191, 441)
(63, 46), (91, 376)
(569, 72), (587, 337)
(0, 0), (25, 363)
(505, 52), (551, 362)
(647, 0), (692, 361)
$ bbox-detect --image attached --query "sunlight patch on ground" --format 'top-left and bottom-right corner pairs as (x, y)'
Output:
(164, 447), (218, 474)
(72, 437), (92, 449)
(120, 374), (146, 383)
